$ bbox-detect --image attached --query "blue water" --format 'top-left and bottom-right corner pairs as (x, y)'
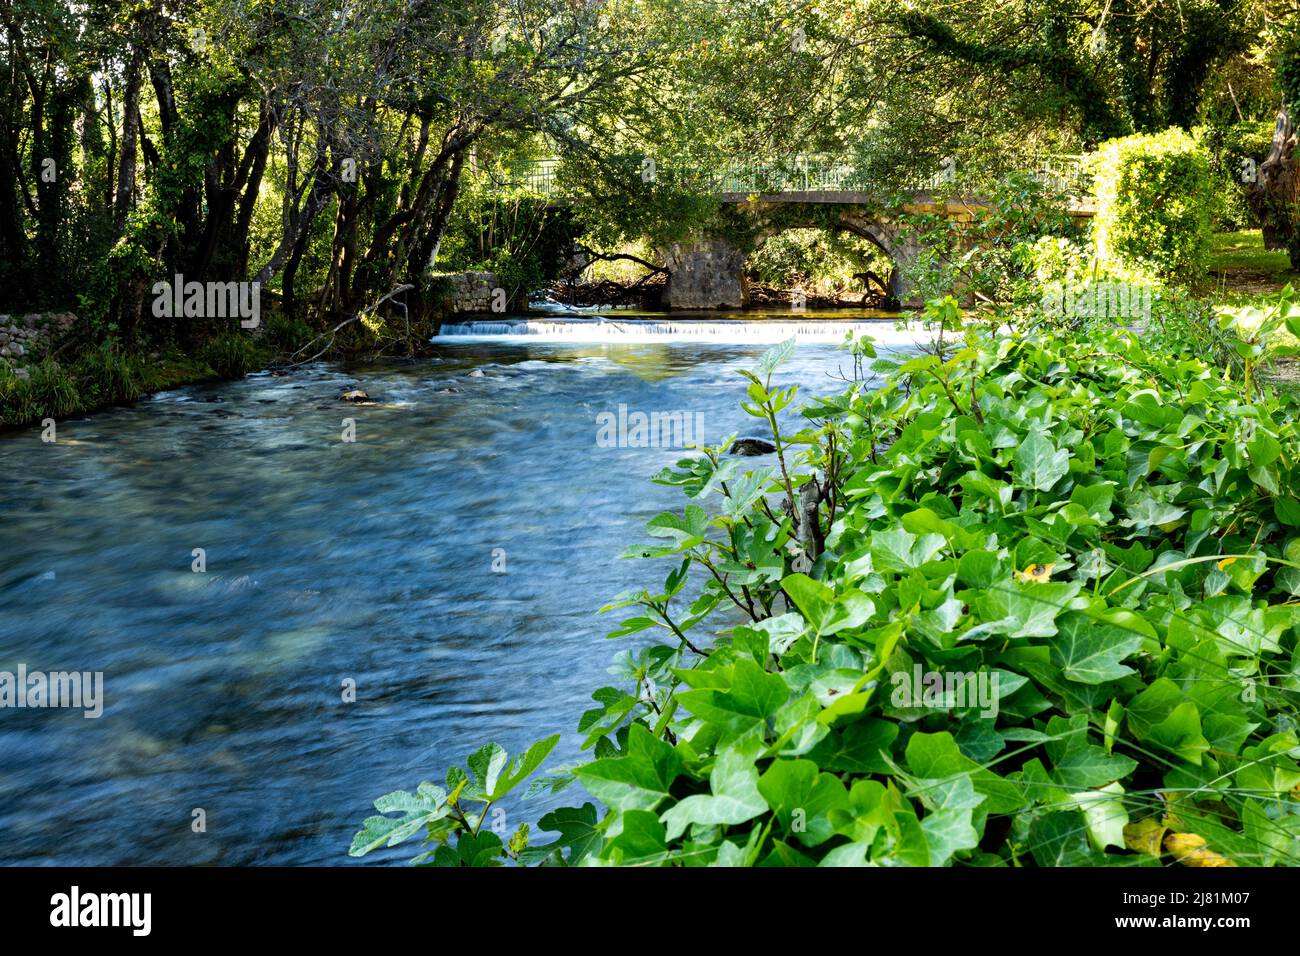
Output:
(0, 319), (915, 865)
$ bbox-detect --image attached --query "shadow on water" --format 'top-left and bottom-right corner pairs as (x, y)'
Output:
(0, 311), (923, 864)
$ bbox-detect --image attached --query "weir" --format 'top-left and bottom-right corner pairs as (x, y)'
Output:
(436, 316), (933, 345)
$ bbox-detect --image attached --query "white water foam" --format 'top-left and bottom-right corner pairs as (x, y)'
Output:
(437, 317), (932, 345)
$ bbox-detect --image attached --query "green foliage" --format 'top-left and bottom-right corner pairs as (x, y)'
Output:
(1088, 129), (1215, 284)
(72, 345), (164, 406)
(356, 298), (1300, 866)
(261, 312), (314, 358)
(748, 229), (889, 295)
(200, 332), (267, 380)
(0, 358), (84, 427)
(440, 189), (578, 302)
(0, 366), (37, 427)
(1279, 28), (1300, 112)
(564, 153), (727, 253)
(1216, 284), (1300, 396)
(24, 359), (80, 420)
(894, 6), (1127, 141)
(349, 736), (560, 865)
(1194, 121), (1278, 231)
(895, 172), (1078, 303)
(1024, 235), (1095, 286)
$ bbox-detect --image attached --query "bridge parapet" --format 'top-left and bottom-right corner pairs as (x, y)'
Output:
(496, 153), (1092, 204)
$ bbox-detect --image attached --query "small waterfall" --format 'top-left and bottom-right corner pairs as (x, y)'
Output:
(437, 316), (928, 344)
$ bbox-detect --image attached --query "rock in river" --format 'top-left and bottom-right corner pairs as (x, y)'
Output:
(729, 437), (776, 456)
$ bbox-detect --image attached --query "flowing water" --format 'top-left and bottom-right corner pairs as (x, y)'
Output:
(0, 309), (922, 865)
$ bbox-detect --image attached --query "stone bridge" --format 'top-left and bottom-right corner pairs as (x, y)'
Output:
(505, 155), (1094, 309)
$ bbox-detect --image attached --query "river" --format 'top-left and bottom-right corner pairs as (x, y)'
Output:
(0, 309), (923, 865)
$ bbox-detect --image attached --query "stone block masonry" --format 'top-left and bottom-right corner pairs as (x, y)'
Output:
(431, 272), (503, 313)
(0, 312), (77, 381)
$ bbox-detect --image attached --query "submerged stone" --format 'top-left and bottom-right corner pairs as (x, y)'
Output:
(729, 437), (776, 456)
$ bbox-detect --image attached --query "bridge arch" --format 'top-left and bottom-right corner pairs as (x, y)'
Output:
(512, 153), (1092, 311)
(661, 204), (922, 309)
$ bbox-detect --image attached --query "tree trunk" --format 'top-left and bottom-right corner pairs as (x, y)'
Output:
(1247, 105), (1299, 266)
(409, 148), (466, 282)
(113, 53), (143, 229)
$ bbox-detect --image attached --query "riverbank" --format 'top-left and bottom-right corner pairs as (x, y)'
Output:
(0, 335), (269, 432)
(0, 304), (446, 433)
(5, 232), (1292, 434)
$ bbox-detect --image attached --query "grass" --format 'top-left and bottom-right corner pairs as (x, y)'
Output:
(0, 346), (256, 431)
(0, 308), (381, 431)
(0, 305), (326, 431)
(1204, 229), (1299, 308)
(1197, 231), (1300, 383)
(1208, 229), (1293, 272)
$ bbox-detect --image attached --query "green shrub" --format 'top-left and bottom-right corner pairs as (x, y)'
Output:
(1087, 129), (1214, 284)
(1279, 29), (1300, 111)
(897, 171), (1077, 304)
(353, 308), (1300, 867)
(1024, 236), (1092, 286)
(73, 345), (163, 405)
(748, 228), (890, 295)
(0, 365), (36, 426)
(1, 349), (166, 427)
(200, 332), (266, 379)
(262, 312), (314, 357)
(24, 359), (81, 419)
(1194, 122), (1278, 231)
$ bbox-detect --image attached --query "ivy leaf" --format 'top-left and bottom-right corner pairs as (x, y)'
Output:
(1051, 746), (1137, 789)
(781, 573), (875, 636)
(602, 809), (669, 865)
(757, 758), (850, 847)
(1015, 431), (1070, 492)
(575, 724), (683, 811)
(921, 807), (980, 866)
(1146, 701), (1211, 765)
(660, 743), (769, 840)
(519, 803), (603, 865)
(869, 527), (947, 572)
(676, 658), (791, 735)
(1027, 812), (1099, 866)
(905, 732), (1024, 814)
(806, 718), (899, 773)
(966, 580), (1080, 640)
(1050, 611), (1144, 684)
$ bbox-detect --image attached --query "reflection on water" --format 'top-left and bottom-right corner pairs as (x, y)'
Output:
(0, 315), (921, 865)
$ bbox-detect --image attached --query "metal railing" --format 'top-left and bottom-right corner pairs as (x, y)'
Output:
(494, 152), (1091, 201)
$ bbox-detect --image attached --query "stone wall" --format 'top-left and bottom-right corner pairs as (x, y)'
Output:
(430, 271), (504, 313)
(661, 241), (749, 310)
(0, 312), (76, 381)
